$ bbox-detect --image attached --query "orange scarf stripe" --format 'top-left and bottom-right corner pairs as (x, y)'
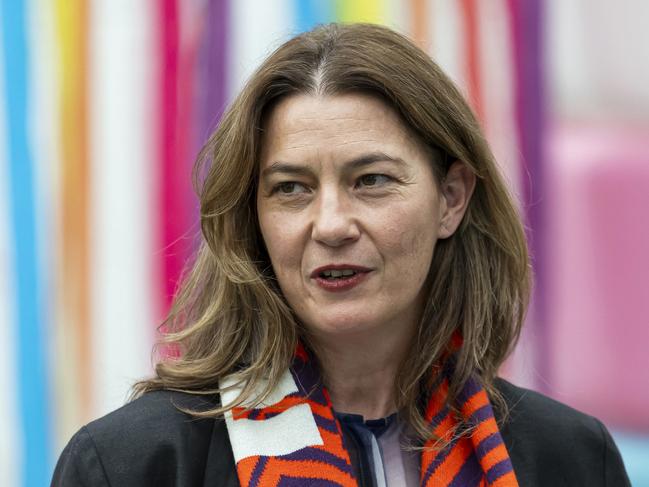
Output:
(420, 411), (454, 476)
(317, 428), (351, 459)
(471, 417), (501, 445)
(480, 443), (511, 472)
(307, 399), (337, 420)
(423, 411), (454, 456)
(232, 396), (306, 419)
(434, 440), (475, 485)
(236, 457), (260, 485)
(433, 413), (457, 444)
(424, 378), (450, 421)
(490, 470), (519, 486)
(461, 388), (490, 417)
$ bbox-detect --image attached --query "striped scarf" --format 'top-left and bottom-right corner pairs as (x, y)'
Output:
(220, 342), (519, 486)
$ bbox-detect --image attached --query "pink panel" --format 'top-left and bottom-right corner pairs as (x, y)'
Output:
(547, 123), (649, 429)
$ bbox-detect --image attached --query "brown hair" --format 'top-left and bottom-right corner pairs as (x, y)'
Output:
(133, 23), (530, 443)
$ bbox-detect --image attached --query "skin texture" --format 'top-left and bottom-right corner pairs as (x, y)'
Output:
(257, 93), (475, 418)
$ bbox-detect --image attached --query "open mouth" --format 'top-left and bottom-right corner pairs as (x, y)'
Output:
(318, 269), (358, 280)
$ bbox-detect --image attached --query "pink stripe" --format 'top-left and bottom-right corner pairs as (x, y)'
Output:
(156, 0), (184, 311)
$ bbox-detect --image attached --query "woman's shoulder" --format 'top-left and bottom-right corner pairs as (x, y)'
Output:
(52, 390), (238, 487)
(85, 389), (220, 439)
(495, 377), (603, 429)
(494, 378), (630, 486)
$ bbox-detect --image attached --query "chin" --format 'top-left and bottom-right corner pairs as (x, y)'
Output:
(303, 310), (385, 337)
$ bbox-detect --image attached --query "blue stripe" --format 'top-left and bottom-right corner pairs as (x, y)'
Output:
(313, 411), (339, 434)
(0, 1), (52, 486)
(468, 403), (493, 426)
(456, 375), (482, 404)
(486, 458), (514, 484)
(475, 432), (503, 460)
(250, 456), (269, 487)
(280, 446), (354, 475)
(294, 0), (334, 34)
(448, 452), (483, 487)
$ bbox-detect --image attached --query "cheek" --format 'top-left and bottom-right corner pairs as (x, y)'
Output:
(258, 211), (304, 275)
(378, 202), (438, 281)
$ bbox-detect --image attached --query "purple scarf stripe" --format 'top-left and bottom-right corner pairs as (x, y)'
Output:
(240, 392), (304, 420)
(468, 403), (495, 426)
(486, 458), (515, 484)
(241, 402), (338, 434)
(278, 446), (354, 474)
(247, 409), (264, 420)
(278, 477), (346, 487)
(313, 411), (340, 434)
(475, 432), (503, 460)
(249, 456), (269, 487)
(456, 375), (483, 405)
(448, 452), (484, 487)
(429, 405), (451, 430)
(291, 361), (328, 406)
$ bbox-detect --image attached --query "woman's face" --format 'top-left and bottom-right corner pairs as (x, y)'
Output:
(256, 93), (449, 339)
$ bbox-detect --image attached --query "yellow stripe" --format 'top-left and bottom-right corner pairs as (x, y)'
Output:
(54, 0), (91, 422)
(335, 0), (386, 24)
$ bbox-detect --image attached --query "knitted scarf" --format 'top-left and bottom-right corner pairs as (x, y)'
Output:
(220, 342), (519, 487)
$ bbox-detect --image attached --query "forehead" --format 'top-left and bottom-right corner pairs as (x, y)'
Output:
(258, 93), (424, 167)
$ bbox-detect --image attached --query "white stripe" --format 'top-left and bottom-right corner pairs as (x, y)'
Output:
(385, 0), (411, 36)
(228, 0), (295, 100)
(370, 434), (387, 487)
(428, 0), (467, 90)
(476, 0), (523, 203)
(0, 12), (23, 486)
(221, 369), (299, 409)
(220, 370), (323, 461)
(88, 0), (156, 418)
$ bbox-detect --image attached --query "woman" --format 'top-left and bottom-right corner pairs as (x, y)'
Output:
(52, 23), (630, 486)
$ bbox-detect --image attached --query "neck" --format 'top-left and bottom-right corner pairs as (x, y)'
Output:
(310, 323), (415, 420)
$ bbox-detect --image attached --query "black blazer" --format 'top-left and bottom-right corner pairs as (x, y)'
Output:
(51, 379), (631, 486)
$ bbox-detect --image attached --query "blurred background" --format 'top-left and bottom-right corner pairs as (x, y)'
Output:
(1, 0), (648, 485)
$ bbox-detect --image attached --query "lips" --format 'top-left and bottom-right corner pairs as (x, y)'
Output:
(310, 264), (372, 292)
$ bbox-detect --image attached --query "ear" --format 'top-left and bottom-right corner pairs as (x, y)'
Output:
(438, 161), (476, 239)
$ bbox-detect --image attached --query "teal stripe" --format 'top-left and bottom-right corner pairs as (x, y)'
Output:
(295, 0), (335, 33)
(0, 1), (52, 486)
(612, 431), (649, 487)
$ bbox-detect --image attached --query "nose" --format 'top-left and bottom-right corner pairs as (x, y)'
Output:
(311, 188), (360, 247)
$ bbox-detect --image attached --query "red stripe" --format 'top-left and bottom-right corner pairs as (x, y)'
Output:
(232, 396), (306, 419)
(459, 0), (484, 122)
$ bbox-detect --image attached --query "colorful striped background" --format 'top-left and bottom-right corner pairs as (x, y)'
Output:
(1, 1), (648, 486)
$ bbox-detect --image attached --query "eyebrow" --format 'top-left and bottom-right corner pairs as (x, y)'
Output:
(260, 151), (407, 180)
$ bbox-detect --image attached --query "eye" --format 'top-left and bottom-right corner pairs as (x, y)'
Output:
(273, 181), (309, 195)
(357, 174), (391, 188)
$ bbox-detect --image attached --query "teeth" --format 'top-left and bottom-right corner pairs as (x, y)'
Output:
(321, 269), (357, 278)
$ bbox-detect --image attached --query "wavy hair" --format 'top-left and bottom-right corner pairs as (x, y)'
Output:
(133, 23), (530, 443)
